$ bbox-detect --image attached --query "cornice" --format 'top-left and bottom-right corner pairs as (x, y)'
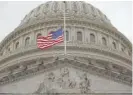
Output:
(0, 56), (131, 86)
(0, 45), (132, 75)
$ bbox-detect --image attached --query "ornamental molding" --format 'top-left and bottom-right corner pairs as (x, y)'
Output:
(0, 56), (131, 86)
(0, 44), (131, 67)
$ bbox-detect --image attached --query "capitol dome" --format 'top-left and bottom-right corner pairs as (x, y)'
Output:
(20, 1), (111, 27)
(0, 1), (132, 94)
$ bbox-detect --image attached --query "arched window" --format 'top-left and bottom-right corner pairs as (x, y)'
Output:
(83, 3), (87, 14)
(66, 31), (69, 41)
(73, 2), (77, 13)
(90, 33), (95, 43)
(121, 45), (125, 52)
(102, 37), (107, 46)
(77, 31), (82, 41)
(112, 42), (116, 49)
(37, 33), (42, 38)
(15, 42), (19, 49)
(54, 2), (58, 12)
(25, 37), (30, 46)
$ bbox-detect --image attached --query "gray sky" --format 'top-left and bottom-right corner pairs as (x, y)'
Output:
(0, 1), (132, 43)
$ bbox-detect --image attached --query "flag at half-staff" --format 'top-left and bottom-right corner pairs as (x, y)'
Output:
(37, 28), (64, 49)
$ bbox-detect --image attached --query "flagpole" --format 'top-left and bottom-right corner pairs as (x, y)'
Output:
(64, 1), (66, 55)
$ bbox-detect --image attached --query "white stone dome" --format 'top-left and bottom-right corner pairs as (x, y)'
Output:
(0, 1), (132, 93)
(20, 1), (112, 29)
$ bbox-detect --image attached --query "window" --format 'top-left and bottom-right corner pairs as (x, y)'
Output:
(66, 31), (69, 41)
(90, 33), (95, 43)
(54, 2), (58, 12)
(77, 31), (82, 41)
(16, 42), (19, 49)
(25, 37), (30, 46)
(83, 3), (87, 14)
(121, 45), (125, 52)
(112, 42), (116, 49)
(102, 37), (107, 46)
(37, 33), (42, 38)
(73, 2), (77, 13)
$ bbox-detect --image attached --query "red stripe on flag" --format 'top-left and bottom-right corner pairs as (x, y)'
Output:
(37, 34), (63, 49)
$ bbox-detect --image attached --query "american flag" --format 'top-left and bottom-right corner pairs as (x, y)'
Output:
(37, 28), (64, 49)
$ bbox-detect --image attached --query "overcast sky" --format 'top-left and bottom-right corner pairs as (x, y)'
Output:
(0, 1), (132, 43)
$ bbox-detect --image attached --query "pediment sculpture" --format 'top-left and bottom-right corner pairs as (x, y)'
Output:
(35, 67), (92, 94)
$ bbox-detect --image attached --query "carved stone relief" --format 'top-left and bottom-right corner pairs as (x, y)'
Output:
(35, 67), (91, 94)
(79, 73), (91, 93)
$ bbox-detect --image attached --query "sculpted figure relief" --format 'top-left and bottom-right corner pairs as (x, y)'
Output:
(68, 79), (76, 89)
(48, 72), (55, 82)
(35, 72), (57, 94)
(58, 67), (70, 89)
(35, 81), (58, 94)
(35, 81), (46, 93)
(60, 67), (69, 78)
(35, 67), (91, 93)
(79, 73), (91, 93)
(57, 77), (65, 88)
